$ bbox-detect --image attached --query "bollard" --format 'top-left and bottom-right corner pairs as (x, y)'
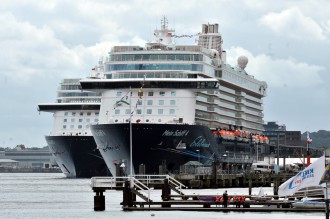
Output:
(94, 190), (105, 211)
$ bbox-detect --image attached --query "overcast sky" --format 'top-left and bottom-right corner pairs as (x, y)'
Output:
(1, 0), (329, 148)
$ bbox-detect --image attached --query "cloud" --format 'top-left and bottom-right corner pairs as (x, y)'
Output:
(260, 7), (326, 41)
(226, 46), (324, 88)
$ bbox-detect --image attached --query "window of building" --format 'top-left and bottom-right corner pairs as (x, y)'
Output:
(147, 100), (153, 105)
(71, 118), (75, 122)
(147, 109), (152, 114)
(72, 112), (76, 116)
(160, 91), (165, 96)
(159, 100), (164, 106)
(158, 109), (164, 114)
(115, 109), (120, 115)
(171, 91), (176, 96)
(63, 125), (66, 129)
(87, 112), (91, 116)
(170, 100), (176, 106)
(70, 125), (74, 129)
(79, 112), (83, 116)
(137, 109), (142, 114)
(137, 100), (142, 105)
(78, 118), (83, 123)
(64, 112), (68, 116)
(86, 118), (91, 123)
(63, 119), (67, 123)
(169, 109), (175, 115)
(78, 125), (83, 129)
(116, 91), (122, 97)
(148, 91), (154, 96)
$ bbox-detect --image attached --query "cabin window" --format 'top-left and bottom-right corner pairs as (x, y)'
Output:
(147, 109), (152, 114)
(86, 125), (90, 129)
(71, 118), (75, 122)
(78, 125), (83, 129)
(147, 100), (153, 105)
(79, 112), (83, 116)
(86, 118), (91, 123)
(160, 91), (165, 96)
(170, 100), (176, 106)
(171, 91), (176, 96)
(116, 91), (122, 97)
(137, 109), (142, 114)
(87, 112), (91, 116)
(78, 119), (83, 123)
(72, 112), (76, 116)
(158, 109), (164, 114)
(115, 109), (120, 115)
(148, 91), (154, 96)
(63, 125), (66, 129)
(125, 109), (130, 114)
(63, 119), (67, 123)
(64, 112), (68, 116)
(70, 125), (74, 129)
(94, 118), (98, 123)
(169, 109), (175, 115)
(159, 100), (164, 105)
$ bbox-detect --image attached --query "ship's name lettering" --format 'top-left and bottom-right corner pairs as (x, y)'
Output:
(190, 136), (210, 148)
(162, 130), (189, 137)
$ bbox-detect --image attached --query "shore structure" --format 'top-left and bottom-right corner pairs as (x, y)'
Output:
(80, 17), (269, 176)
(38, 78), (109, 178)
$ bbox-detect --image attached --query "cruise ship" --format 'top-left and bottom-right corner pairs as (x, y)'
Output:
(38, 78), (109, 178)
(80, 18), (268, 175)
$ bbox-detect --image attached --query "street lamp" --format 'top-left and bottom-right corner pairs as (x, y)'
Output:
(223, 151), (229, 174)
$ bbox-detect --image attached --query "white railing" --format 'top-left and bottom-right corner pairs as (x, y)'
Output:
(91, 174), (187, 199)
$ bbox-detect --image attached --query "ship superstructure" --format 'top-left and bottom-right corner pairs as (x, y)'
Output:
(80, 18), (267, 175)
(38, 78), (109, 178)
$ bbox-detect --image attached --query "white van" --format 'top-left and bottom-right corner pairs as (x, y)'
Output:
(251, 163), (273, 173)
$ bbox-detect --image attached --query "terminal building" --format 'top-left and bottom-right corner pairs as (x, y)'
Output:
(0, 147), (57, 169)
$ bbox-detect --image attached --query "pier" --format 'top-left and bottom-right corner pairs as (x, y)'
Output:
(90, 174), (325, 213)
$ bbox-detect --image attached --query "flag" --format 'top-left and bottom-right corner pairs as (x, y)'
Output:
(320, 164), (330, 184)
(278, 155), (325, 197)
(307, 132), (312, 144)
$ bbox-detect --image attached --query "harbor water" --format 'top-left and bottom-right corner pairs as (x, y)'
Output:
(0, 173), (324, 219)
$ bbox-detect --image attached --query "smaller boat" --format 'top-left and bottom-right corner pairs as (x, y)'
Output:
(250, 187), (272, 201)
(292, 199), (325, 209)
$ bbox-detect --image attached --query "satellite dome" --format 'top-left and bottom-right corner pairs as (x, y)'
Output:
(237, 56), (248, 70)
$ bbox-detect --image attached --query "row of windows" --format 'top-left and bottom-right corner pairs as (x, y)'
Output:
(115, 109), (175, 115)
(58, 92), (101, 97)
(105, 64), (203, 72)
(106, 72), (196, 79)
(116, 91), (176, 97)
(63, 118), (98, 123)
(63, 125), (90, 129)
(64, 112), (99, 116)
(108, 54), (203, 62)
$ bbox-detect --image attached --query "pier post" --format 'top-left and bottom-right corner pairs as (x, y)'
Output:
(161, 179), (171, 207)
(94, 190), (105, 211)
(123, 180), (133, 207)
(248, 175), (252, 195)
(273, 175), (279, 200)
(139, 164), (146, 175)
(211, 161), (217, 188)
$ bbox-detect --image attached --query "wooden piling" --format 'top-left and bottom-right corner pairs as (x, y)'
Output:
(94, 190), (105, 211)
